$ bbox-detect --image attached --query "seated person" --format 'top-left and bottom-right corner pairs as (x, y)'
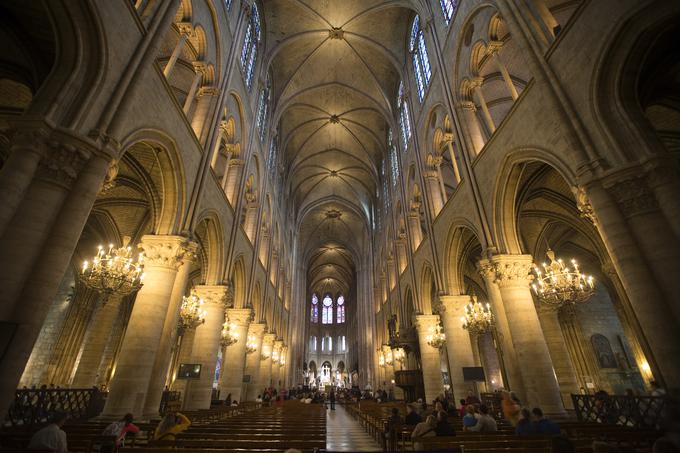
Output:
(28, 412), (68, 453)
(462, 405), (478, 431)
(154, 412), (191, 440)
(435, 410), (456, 436)
(458, 399), (467, 417)
(533, 407), (561, 435)
(411, 415), (437, 450)
(469, 404), (498, 432)
(516, 408), (536, 436)
(405, 404), (422, 425)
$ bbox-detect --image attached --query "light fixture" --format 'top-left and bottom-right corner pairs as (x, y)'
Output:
(279, 355), (286, 366)
(426, 323), (446, 349)
(220, 321), (239, 348)
(461, 295), (494, 335)
(245, 335), (258, 354)
(80, 236), (144, 303)
(532, 249), (595, 307)
(378, 353), (386, 368)
(384, 349), (393, 366)
(178, 291), (206, 332)
(393, 348), (405, 364)
(272, 347), (280, 364)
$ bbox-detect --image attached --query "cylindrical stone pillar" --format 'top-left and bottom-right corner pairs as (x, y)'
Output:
(103, 235), (190, 417)
(415, 314), (444, 403)
(487, 254), (564, 415)
(244, 323), (265, 401)
(219, 308), (252, 402)
(439, 295), (476, 402)
(72, 295), (124, 387)
(257, 333), (276, 392)
(183, 285), (228, 410)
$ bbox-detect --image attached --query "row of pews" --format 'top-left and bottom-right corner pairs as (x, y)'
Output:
(347, 400), (662, 452)
(1, 401), (326, 453)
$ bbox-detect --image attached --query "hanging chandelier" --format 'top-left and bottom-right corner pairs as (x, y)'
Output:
(178, 291), (207, 332)
(220, 320), (239, 348)
(461, 295), (495, 335)
(272, 348), (280, 364)
(426, 323), (447, 349)
(279, 355), (286, 367)
(532, 249), (595, 307)
(392, 348), (405, 364)
(245, 335), (258, 354)
(378, 352), (386, 368)
(80, 236), (144, 303)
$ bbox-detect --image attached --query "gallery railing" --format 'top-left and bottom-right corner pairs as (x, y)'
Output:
(6, 388), (106, 426)
(571, 394), (666, 428)
(159, 390), (181, 415)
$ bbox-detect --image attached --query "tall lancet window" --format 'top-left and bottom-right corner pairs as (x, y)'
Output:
(336, 295), (345, 324)
(311, 293), (319, 323)
(240, 2), (261, 89)
(410, 15), (432, 102)
(322, 295), (333, 324)
(256, 75), (270, 141)
(440, 0), (457, 25)
(397, 82), (412, 151)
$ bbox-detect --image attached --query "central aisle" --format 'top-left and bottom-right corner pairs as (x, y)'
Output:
(326, 404), (382, 451)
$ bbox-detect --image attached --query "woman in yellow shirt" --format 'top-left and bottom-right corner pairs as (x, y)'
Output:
(154, 412), (191, 440)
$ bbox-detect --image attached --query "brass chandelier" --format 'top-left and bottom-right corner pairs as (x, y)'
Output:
(178, 291), (207, 332)
(220, 320), (239, 348)
(532, 249), (595, 307)
(80, 236), (144, 303)
(245, 334), (258, 354)
(426, 323), (446, 349)
(461, 295), (495, 335)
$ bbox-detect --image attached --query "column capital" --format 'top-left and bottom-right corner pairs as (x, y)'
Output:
(139, 235), (197, 270)
(605, 174), (658, 218)
(226, 308), (254, 326)
(469, 77), (485, 89)
(247, 322), (266, 336)
(459, 101), (477, 111)
(438, 294), (472, 313)
(197, 86), (219, 97)
(228, 158), (245, 167)
(478, 254), (534, 288)
(487, 40), (504, 54)
(194, 285), (230, 307)
(176, 22), (194, 35)
(36, 140), (93, 188)
(414, 313), (440, 331)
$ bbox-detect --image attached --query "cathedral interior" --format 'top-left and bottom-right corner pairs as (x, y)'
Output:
(0, 0), (679, 433)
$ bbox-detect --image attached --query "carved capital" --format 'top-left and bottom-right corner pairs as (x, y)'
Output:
(139, 235), (195, 270)
(226, 308), (254, 326)
(177, 22), (194, 35)
(415, 314), (440, 332)
(36, 141), (92, 188)
(479, 255), (534, 288)
(197, 86), (219, 97)
(459, 101), (477, 111)
(247, 322), (266, 336)
(261, 333), (276, 348)
(487, 40), (504, 55)
(469, 77), (485, 89)
(438, 294), (471, 316)
(607, 176), (658, 218)
(99, 160), (119, 194)
(229, 158), (245, 167)
(194, 285), (229, 307)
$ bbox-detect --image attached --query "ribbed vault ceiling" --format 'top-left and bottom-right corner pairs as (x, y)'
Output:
(264, 0), (412, 293)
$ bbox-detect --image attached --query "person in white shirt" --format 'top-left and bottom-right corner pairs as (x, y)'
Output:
(28, 412), (68, 453)
(469, 404), (498, 433)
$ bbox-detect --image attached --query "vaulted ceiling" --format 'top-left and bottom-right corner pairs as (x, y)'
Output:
(263, 0), (413, 294)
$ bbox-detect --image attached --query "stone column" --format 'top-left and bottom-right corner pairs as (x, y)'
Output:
(170, 328), (196, 396)
(258, 229), (271, 267)
(243, 198), (259, 241)
(96, 297), (130, 388)
(219, 308), (252, 402)
(244, 323), (266, 401)
(220, 144), (237, 188)
(415, 315), (445, 403)
(537, 306), (579, 408)
(471, 77), (496, 134)
(183, 285), (228, 410)
(209, 123), (227, 169)
(459, 102), (486, 154)
(439, 295), (476, 401)
(142, 240), (197, 416)
(407, 205), (423, 250)
(183, 62), (205, 114)
(485, 254), (564, 414)
(71, 295), (124, 387)
(224, 159), (244, 204)
(191, 87), (219, 141)
(163, 30), (190, 77)
(387, 258), (396, 290)
(444, 138), (462, 183)
(395, 239), (408, 274)
(258, 333), (276, 391)
(103, 235), (190, 417)
(488, 42), (519, 100)
(272, 340), (283, 387)
(424, 170), (444, 217)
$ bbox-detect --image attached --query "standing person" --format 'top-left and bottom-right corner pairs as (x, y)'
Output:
(154, 412), (191, 440)
(411, 415), (437, 450)
(502, 391), (521, 426)
(469, 405), (498, 432)
(28, 411), (68, 453)
(100, 413), (140, 453)
(384, 407), (402, 451)
(329, 389), (336, 410)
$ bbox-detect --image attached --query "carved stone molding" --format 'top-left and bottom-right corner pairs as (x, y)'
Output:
(607, 176), (658, 218)
(36, 141), (92, 188)
(194, 285), (229, 307)
(226, 308), (254, 326)
(459, 101), (477, 111)
(438, 294), (471, 315)
(478, 255), (534, 288)
(247, 322), (266, 336)
(574, 186), (597, 224)
(139, 235), (195, 270)
(414, 314), (440, 332)
(99, 160), (119, 194)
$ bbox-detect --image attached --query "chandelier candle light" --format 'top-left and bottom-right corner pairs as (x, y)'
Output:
(245, 335), (258, 354)
(426, 323), (446, 349)
(178, 291), (207, 332)
(461, 295), (495, 335)
(532, 249), (595, 307)
(220, 320), (239, 348)
(80, 236), (144, 303)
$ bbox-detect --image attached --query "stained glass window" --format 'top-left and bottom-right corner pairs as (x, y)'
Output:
(322, 295), (333, 324)
(336, 295), (345, 323)
(440, 0), (457, 25)
(410, 16), (432, 102)
(398, 82), (412, 150)
(240, 3), (261, 89)
(311, 293), (319, 323)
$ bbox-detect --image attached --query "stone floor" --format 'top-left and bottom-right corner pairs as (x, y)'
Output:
(326, 404), (382, 451)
